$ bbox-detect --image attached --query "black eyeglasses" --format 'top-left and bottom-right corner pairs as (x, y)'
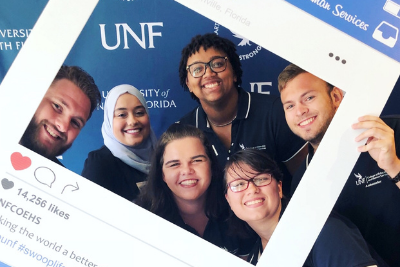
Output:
(186, 56), (228, 78)
(226, 174), (273, 193)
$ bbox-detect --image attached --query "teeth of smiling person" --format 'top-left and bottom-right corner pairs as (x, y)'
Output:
(203, 82), (219, 88)
(245, 199), (263, 206)
(180, 180), (197, 186)
(299, 117), (315, 126)
(46, 125), (59, 138)
(126, 129), (140, 133)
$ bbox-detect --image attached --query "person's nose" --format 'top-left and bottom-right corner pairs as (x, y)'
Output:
(203, 63), (217, 78)
(295, 103), (308, 117)
(247, 180), (260, 194)
(55, 115), (69, 133)
(181, 163), (194, 176)
(127, 114), (138, 126)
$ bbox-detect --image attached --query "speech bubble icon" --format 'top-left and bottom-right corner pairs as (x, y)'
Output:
(34, 167), (56, 188)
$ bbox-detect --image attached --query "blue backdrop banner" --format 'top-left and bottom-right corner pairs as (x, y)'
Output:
(1, 0), (399, 174)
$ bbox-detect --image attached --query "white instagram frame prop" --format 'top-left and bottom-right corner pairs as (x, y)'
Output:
(0, 0), (399, 266)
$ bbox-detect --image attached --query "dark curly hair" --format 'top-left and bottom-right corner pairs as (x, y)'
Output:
(178, 33), (243, 102)
(136, 123), (229, 223)
(53, 65), (101, 119)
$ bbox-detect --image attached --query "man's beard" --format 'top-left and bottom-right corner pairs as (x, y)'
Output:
(19, 118), (71, 159)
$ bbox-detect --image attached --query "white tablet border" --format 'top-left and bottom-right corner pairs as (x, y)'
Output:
(1, 0), (399, 266)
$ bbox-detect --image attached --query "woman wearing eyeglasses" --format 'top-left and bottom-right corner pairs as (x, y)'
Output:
(225, 149), (382, 266)
(136, 123), (253, 256)
(177, 33), (307, 197)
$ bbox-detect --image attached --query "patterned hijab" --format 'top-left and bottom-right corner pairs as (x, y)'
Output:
(101, 84), (157, 174)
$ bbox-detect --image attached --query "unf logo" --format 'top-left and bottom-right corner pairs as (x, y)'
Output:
(213, 23), (262, 61)
(99, 23), (163, 50)
(212, 23), (271, 94)
(230, 30), (262, 61)
(231, 31), (271, 94)
(231, 32), (251, 46)
(354, 173), (365, 186)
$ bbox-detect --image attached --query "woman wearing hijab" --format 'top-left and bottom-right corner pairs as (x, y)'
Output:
(82, 84), (157, 201)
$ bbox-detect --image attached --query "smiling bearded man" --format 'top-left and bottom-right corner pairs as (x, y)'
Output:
(20, 65), (101, 166)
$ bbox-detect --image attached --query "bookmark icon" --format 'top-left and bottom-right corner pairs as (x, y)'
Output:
(373, 21), (399, 48)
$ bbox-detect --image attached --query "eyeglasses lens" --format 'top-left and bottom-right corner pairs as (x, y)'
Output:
(229, 175), (272, 193)
(189, 57), (227, 78)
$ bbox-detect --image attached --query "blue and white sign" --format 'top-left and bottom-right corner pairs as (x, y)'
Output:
(286, 0), (400, 62)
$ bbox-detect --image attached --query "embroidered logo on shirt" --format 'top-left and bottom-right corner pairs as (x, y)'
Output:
(354, 171), (387, 187)
(354, 173), (365, 185)
(239, 143), (266, 151)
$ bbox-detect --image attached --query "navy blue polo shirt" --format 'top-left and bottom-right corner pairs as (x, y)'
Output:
(247, 213), (378, 266)
(291, 116), (400, 267)
(178, 88), (306, 193)
(173, 216), (253, 257)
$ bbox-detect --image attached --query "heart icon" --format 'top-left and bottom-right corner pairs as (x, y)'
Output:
(11, 152), (32, 170)
(1, 178), (14, 190)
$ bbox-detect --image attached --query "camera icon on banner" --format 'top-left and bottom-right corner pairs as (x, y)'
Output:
(373, 21), (398, 48)
(384, 0), (400, 19)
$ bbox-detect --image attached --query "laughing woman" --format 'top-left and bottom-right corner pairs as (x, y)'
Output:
(136, 123), (252, 256)
(224, 149), (381, 267)
(82, 84), (157, 201)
